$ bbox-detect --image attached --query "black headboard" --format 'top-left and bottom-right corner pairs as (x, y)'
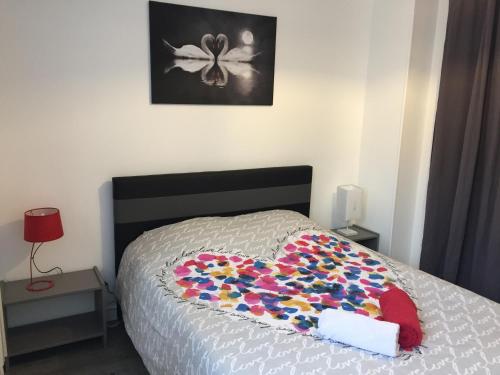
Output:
(112, 165), (313, 275)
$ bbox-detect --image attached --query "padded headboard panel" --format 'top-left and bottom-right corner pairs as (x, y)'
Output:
(112, 165), (313, 274)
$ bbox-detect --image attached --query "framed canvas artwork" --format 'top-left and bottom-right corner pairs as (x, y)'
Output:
(149, 1), (277, 105)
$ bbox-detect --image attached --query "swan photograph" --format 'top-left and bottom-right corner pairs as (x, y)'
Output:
(149, 1), (277, 105)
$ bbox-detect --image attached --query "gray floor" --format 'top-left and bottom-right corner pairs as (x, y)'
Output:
(7, 323), (149, 375)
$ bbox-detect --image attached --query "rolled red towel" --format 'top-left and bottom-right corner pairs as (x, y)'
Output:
(379, 287), (423, 349)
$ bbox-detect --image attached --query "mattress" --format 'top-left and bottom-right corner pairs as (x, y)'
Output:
(116, 210), (500, 375)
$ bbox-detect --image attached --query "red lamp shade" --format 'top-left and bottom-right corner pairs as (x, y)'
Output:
(24, 208), (64, 243)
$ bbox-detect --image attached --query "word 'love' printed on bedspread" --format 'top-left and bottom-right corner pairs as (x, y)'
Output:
(172, 231), (397, 333)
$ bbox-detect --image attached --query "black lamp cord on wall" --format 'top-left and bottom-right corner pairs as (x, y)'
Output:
(104, 281), (122, 328)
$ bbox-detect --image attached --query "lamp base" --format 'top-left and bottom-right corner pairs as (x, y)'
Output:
(337, 227), (359, 237)
(26, 279), (54, 292)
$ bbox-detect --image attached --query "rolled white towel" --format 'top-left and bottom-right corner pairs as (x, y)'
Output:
(318, 309), (400, 357)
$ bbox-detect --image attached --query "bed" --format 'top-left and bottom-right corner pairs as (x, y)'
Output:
(113, 166), (500, 375)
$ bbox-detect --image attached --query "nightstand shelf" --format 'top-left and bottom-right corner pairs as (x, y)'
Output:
(331, 225), (380, 251)
(1, 267), (107, 368)
(7, 311), (102, 357)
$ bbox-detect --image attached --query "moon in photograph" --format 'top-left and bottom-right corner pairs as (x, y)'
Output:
(241, 30), (254, 45)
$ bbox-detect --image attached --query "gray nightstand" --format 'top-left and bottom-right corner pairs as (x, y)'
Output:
(1, 267), (107, 369)
(331, 225), (380, 251)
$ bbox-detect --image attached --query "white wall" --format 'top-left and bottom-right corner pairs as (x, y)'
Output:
(358, 0), (448, 259)
(0, 0), (373, 298)
(392, 0), (449, 267)
(357, 0), (416, 253)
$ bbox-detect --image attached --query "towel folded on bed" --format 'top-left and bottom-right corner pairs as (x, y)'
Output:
(379, 287), (423, 349)
(317, 309), (400, 357)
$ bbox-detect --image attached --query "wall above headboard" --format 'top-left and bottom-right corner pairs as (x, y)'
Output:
(0, 0), (371, 287)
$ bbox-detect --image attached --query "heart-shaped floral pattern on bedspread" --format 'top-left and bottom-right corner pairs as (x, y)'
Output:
(170, 231), (398, 334)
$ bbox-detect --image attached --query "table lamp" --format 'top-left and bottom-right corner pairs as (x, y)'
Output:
(336, 185), (363, 236)
(24, 207), (64, 292)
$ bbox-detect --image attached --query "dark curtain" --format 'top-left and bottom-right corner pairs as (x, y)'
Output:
(420, 0), (500, 302)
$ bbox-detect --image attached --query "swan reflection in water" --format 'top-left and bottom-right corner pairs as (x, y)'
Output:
(162, 31), (259, 95)
(164, 59), (259, 93)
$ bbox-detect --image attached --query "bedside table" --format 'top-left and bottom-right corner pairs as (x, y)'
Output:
(1, 267), (107, 368)
(331, 225), (380, 251)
